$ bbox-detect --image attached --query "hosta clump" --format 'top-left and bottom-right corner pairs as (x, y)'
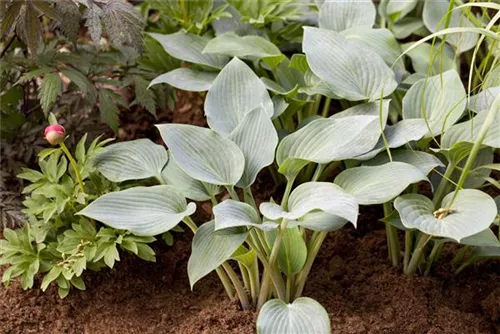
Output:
(0, 131), (160, 298)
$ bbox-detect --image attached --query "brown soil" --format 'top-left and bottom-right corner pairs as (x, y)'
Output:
(2, 208), (499, 334)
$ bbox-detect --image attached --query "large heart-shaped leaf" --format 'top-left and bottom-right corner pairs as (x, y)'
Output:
(394, 189), (497, 241)
(149, 32), (228, 69)
(213, 199), (278, 231)
(438, 228), (500, 248)
(319, 0), (375, 32)
(94, 139), (168, 182)
(423, 0), (478, 53)
(356, 119), (429, 160)
(205, 57), (273, 134)
(341, 28), (405, 79)
(161, 152), (221, 201)
(295, 211), (349, 232)
(363, 150), (444, 175)
(402, 70), (466, 136)
(260, 182), (358, 225)
(188, 221), (247, 288)
(468, 87), (500, 113)
(229, 107), (278, 188)
(303, 27), (397, 101)
(156, 124), (245, 185)
(386, 0), (418, 22)
(149, 68), (217, 92)
(277, 101), (389, 177)
(78, 186), (196, 236)
(441, 109), (500, 149)
(257, 297), (330, 334)
(203, 32), (283, 61)
(402, 42), (456, 75)
(335, 162), (428, 205)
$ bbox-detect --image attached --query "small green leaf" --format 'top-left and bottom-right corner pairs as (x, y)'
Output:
(38, 73), (62, 115)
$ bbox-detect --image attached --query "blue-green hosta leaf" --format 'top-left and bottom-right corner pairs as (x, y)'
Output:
(277, 101), (389, 176)
(213, 199), (278, 231)
(260, 182), (358, 226)
(319, 0), (375, 32)
(295, 211), (349, 232)
(203, 32), (283, 61)
(161, 152), (221, 201)
(341, 28), (405, 79)
(229, 107), (278, 188)
(356, 119), (430, 160)
(423, 0), (478, 53)
(267, 227), (307, 275)
(205, 57), (273, 134)
(394, 190), (497, 241)
(95, 139), (168, 182)
(441, 110), (500, 149)
(387, 0), (418, 22)
(156, 124), (245, 185)
(437, 228), (500, 247)
(335, 162), (428, 205)
(392, 17), (425, 39)
(303, 27), (397, 101)
(149, 32), (229, 69)
(402, 42), (456, 75)
(468, 87), (500, 113)
(148, 68), (217, 92)
(78, 186), (196, 236)
(453, 148), (493, 189)
(363, 150), (444, 175)
(257, 297), (330, 334)
(402, 70), (466, 136)
(188, 221), (247, 288)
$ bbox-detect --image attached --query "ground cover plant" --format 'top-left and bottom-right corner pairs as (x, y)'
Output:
(1, 0), (500, 333)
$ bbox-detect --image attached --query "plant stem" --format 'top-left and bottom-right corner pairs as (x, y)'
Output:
(243, 187), (258, 211)
(285, 275), (294, 303)
(239, 263), (251, 293)
(281, 177), (295, 210)
(215, 267), (236, 299)
(222, 262), (251, 310)
(424, 242), (443, 276)
(249, 255), (260, 306)
(226, 185), (240, 201)
(448, 94), (500, 207)
(403, 230), (413, 273)
(433, 162), (457, 207)
(60, 142), (85, 193)
(293, 231), (327, 299)
(311, 163), (326, 182)
(451, 245), (470, 268)
(321, 98), (332, 118)
(384, 202), (400, 266)
(405, 233), (432, 275)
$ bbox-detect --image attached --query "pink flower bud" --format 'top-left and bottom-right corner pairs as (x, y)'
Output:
(44, 124), (66, 145)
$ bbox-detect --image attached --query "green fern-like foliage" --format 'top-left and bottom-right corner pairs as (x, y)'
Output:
(0, 0), (145, 54)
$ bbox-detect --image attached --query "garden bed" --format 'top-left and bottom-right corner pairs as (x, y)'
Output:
(2, 209), (499, 334)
